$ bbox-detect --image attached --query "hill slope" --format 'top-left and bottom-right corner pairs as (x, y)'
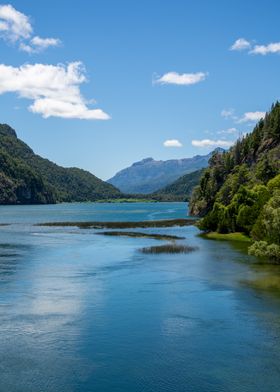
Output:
(152, 169), (204, 201)
(108, 151), (221, 194)
(190, 102), (280, 260)
(0, 124), (121, 204)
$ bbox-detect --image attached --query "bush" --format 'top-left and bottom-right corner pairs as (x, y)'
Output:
(249, 241), (280, 261)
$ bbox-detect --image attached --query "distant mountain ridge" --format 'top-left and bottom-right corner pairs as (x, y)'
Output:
(0, 124), (121, 204)
(108, 149), (223, 194)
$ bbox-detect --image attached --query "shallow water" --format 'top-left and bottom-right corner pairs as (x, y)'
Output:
(0, 202), (280, 392)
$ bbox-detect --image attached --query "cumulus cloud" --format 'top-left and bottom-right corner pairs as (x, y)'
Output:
(238, 111), (265, 123)
(0, 62), (110, 120)
(0, 4), (32, 41)
(163, 139), (183, 147)
(230, 38), (251, 51)
(20, 36), (61, 53)
(0, 4), (60, 52)
(154, 71), (207, 86)
(221, 107), (265, 124)
(192, 139), (234, 148)
(250, 42), (280, 55)
(230, 37), (280, 56)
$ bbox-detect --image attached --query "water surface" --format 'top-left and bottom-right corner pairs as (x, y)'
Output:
(0, 202), (280, 392)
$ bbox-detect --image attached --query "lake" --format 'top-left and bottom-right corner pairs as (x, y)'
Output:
(0, 202), (280, 392)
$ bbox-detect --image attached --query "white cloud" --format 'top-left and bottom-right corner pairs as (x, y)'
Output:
(0, 4), (60, 53)
(163, 139), (183, 147)
(0, 4), (32, 41)
(0, 62), (110, 120)
(31, 36), (60, 49)
(250, 42), (280, 55)
(218, 127), (238, 134)
(192, 139), (234, 148)
(238, 111), (265, 123)
(20, 36), (61, 53)
(230, 38), (251, 51)
(230, 37), (280, 56)
(154, 71), (207, 86)
(221, 108), (235, 119)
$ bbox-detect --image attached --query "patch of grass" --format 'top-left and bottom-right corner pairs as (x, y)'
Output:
(140, 244), (197, 254)
(37, 218), (197, 229)
(96, 231), (184, 240)
(200, 231), (251, 243)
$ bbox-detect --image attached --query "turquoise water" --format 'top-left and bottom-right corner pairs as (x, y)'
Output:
(1, 202), (280, 392)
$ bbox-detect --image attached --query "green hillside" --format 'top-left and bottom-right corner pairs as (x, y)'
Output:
(0, 124), (121, 204)
(152, 169), (204, 201)
(190, 102), (280, 261)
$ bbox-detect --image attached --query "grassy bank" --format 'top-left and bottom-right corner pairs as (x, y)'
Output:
(200, 231), (251, 243)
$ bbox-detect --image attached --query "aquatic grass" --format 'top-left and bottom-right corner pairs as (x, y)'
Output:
(244, 275), (280, 292)
(37, 218), (197, 229)
(140, 244), (197, 254)
(96, 231), (184, 241)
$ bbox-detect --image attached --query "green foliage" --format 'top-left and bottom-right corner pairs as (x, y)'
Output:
(267, 174), (280, 193)
(251, 191), (280, 245)
(248, 241), (280, 260)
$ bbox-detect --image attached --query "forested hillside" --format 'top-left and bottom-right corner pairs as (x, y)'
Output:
(190, 102), (280, 261)
(152, 169), (204, 201)
(0, 124), (121, 204)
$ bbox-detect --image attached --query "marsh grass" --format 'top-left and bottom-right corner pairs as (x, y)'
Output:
(37, 218), (197, 229)
(96, 231), (184, 240)
(140, 244), (197, 254)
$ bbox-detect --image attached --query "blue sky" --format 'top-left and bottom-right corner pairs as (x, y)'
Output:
(0, 0), (280, 179)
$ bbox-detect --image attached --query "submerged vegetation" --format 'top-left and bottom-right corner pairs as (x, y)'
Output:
(37, 218), (197, 229)
(96, 231), (184, 240)
(140, 244), (197, 254)
(190, 102), (280, 262)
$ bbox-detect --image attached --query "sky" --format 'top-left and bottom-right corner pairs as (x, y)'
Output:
(0, 0), (280, 180)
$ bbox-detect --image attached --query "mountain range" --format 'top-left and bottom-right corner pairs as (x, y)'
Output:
(0, 123), (214, 204)
(108, 149), (223, 194)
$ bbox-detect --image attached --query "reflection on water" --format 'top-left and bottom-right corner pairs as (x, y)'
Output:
(0, 203), (280, 392)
